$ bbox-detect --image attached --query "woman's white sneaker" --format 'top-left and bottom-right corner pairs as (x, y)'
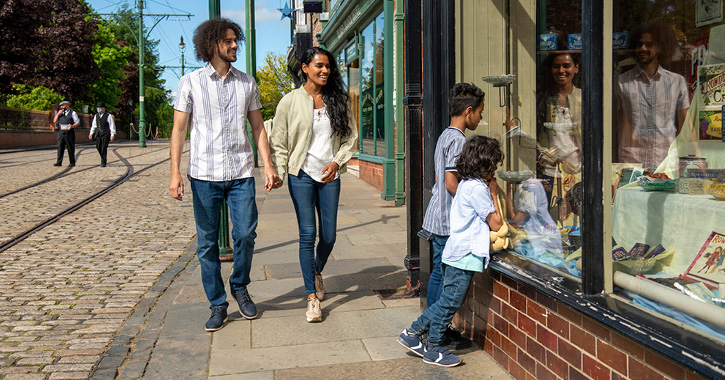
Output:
(306, 297), (322, 322)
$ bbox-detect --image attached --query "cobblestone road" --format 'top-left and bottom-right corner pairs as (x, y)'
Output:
(0, 141), (197, 380)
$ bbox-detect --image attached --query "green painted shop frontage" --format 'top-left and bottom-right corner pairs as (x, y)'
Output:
(319, 0), (405, 205)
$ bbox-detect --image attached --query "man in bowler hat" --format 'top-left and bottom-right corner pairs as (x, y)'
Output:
(89, 102), (116, 167)
(52, 100), (80, 167)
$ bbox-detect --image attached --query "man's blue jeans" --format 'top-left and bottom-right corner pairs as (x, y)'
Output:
(426, 234), (449, 307)
(288, 171), (340, 295)
(409, 263), (474, 346)
(189, 176), (257, 309)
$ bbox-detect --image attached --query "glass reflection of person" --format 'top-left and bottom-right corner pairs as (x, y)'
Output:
(505, 179), (563, 257)
(616, 22), (690, 171)
(536, 52), (582, 205)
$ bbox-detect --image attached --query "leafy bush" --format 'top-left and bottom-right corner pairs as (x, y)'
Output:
(6, 85), (63, 111)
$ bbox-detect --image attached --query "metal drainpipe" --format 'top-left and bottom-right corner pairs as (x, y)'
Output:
(394, 0), (405, 206)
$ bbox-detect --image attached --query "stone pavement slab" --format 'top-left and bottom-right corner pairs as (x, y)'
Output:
(209, 340), (372, 375)
(264, 257), (396, 279)
(249, 306), (420, 349)
(273, 350), (512, 380)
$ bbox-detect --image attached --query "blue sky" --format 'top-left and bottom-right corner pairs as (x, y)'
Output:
(87, 0), (293, 97)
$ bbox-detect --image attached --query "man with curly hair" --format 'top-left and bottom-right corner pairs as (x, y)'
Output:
(168, 18), (281, 332)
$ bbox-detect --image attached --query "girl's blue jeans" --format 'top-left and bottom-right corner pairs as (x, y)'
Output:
(409, 263), (474, 346)
(288, 171), (341, 295)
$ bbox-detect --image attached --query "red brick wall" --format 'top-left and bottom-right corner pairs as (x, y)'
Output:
(358, 159), (383, 191)
(452, 270), (709, 380)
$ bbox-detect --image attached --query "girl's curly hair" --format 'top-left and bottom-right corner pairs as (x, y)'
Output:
(193, 18), (244, 63)
(456, 136), (504, 181)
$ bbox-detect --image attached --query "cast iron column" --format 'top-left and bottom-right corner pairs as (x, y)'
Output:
(404, 0), (422, 297)
(581, 0), (605, 295)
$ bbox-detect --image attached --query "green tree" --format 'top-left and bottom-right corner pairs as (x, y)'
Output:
(92, 3), (167, 136)
(6, 85), (63, 111)
(0, 0), (100, 101)
(88, 21), (133, 110)
(133, 86), (173, 138)
(257, 52), (294, 120)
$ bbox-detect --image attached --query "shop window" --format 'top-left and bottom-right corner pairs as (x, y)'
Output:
(498, 0), (584, 279)
(609, 1), (725, 341)
(360, 21), (375, 156)
(492, 0), (725, 342)
(374, 12), (385, 157)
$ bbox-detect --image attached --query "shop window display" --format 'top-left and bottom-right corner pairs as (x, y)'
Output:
(500, 0), (584, 278)
(499, 0), (725, 341)
(609, 2), (725, 339)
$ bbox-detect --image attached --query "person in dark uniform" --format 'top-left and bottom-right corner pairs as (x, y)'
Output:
(88, 102), (116, 167)
(51, 100), (80, 167)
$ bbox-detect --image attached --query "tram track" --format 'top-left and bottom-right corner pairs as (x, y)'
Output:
(0, 147), (181, 254)
(0, 146), (168, 199)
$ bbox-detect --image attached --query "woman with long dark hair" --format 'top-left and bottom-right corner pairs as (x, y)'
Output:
(535, 52), (582, 224)
(270, 47), (357, 323)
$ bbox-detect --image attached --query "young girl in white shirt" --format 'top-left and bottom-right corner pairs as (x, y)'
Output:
(398, 135), (504, 367)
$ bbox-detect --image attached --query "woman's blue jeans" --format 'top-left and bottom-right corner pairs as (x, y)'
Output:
(409, 263), (474, 346)
(288, 171), (340, 295)
(189, 176), (257, 309)
(426, 234), (449, 308)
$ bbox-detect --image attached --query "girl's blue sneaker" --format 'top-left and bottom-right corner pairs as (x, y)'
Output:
(423, 345), (462, 367)
(397, 329), (425, 357)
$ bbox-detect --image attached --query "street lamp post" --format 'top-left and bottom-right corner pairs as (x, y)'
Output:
(179, 36), (186, 76)
(208, 0), (232, 260)
(138, 0), (147, 148)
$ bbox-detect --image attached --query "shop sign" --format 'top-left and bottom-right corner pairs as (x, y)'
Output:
(689, 38), (709, 98)
(699, 110), (722, 140)
(336, 5), (363, 42)
(696, 0), (723, 27)
(698, 63), (725, 107)
(345, 41), (358, 63)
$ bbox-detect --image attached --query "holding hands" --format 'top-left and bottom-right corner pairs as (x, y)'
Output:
(263, 167), (282, 191)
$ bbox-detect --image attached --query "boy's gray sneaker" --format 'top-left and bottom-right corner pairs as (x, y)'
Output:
(205, 306), (228, 332)
(397, 329), (425, 357)
(423, 345), (462, 367)
(234, 289), (258, 320)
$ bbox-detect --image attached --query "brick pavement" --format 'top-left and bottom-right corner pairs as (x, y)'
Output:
(0, 141), (195, 380)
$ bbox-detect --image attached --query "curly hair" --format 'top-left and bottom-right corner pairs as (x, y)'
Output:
(456, 135), (504, 181)
(301, 47), (353, 138)
(193, 18), (244, 62)
(449, 83), (485, 117)
(630, 21), (677, 67)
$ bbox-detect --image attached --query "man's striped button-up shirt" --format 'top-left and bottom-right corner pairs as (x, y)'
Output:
(174, 63), (262, 181)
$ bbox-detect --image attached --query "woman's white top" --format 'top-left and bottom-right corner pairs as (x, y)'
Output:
(301, 107), (338, 182)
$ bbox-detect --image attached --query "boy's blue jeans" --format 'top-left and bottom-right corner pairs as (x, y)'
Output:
(409, 263), (474, 346)
(426, 234), (448, 307)
(189, 177), (257, 310)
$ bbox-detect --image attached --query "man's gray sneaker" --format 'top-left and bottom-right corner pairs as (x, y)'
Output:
(205, 306), (228, 332)
(423, 345), (462, 367)
(397, 329), (425, 357)
(234, 288), (258, 319)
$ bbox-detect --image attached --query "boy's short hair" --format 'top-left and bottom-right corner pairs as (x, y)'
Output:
(449, 83), (485, 117)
